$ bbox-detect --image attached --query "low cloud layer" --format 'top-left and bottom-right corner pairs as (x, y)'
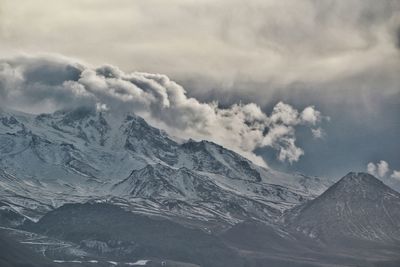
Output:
(0, 55), (325, 166)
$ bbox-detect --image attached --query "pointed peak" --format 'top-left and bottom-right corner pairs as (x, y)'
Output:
(319, 171), (395, 200)
(124, 113), (141, 122)
(339, 172), (383, 185)
(287, 171), (400, 244)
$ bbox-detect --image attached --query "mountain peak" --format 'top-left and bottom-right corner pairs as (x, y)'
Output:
(325, 171), (387, 197)
(338, 171), (384, 186)
(286, 172), (400, 244)
(342, 171), (379, 181)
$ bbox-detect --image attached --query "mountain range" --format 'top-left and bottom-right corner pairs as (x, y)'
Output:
(1, 107), (400, 266)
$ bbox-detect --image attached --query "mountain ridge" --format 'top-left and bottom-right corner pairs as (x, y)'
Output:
(0, 107), (332, 226)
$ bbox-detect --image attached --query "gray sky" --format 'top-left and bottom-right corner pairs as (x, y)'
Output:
(0, 0), (399, 179)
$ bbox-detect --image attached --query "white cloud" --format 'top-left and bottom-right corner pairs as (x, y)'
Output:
(311, 128), (325, 139)
(367, 162), (378, 177)
(377, 160), (390, 177)
(301, 106), (321, 125)
(367, 160), (391, 178)
(391, 170), (400, 180)
(0, 55), (326, 167)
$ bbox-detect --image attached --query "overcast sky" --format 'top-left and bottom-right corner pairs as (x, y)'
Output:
(0, 0), (399, 179)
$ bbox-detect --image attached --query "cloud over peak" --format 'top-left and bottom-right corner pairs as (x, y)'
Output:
(367, 160), (400, 180)
(0, 54), (325, 167)
(367, 160), (389, 178)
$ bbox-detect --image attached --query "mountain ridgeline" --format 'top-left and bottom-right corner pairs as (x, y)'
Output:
(0, 107), (400, 266)
(0, 107), (330, 225)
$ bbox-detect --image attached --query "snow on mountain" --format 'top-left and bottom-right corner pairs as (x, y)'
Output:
(0, 107), (333, 225)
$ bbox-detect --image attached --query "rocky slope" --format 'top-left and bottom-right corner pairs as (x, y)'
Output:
(285, 172), (400, 246)
(0, 231), (55, 267)
(23, 203), (243, 267)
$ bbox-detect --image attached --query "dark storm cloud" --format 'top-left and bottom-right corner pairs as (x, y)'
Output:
(0, 56), (89, 111)
(23, 61), (82, 86)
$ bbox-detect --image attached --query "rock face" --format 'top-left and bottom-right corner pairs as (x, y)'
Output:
(286, 172), (400, 245)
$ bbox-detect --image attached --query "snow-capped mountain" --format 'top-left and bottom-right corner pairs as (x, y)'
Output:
(2, 108), (400, 266)
(0, 107), (332, 225)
